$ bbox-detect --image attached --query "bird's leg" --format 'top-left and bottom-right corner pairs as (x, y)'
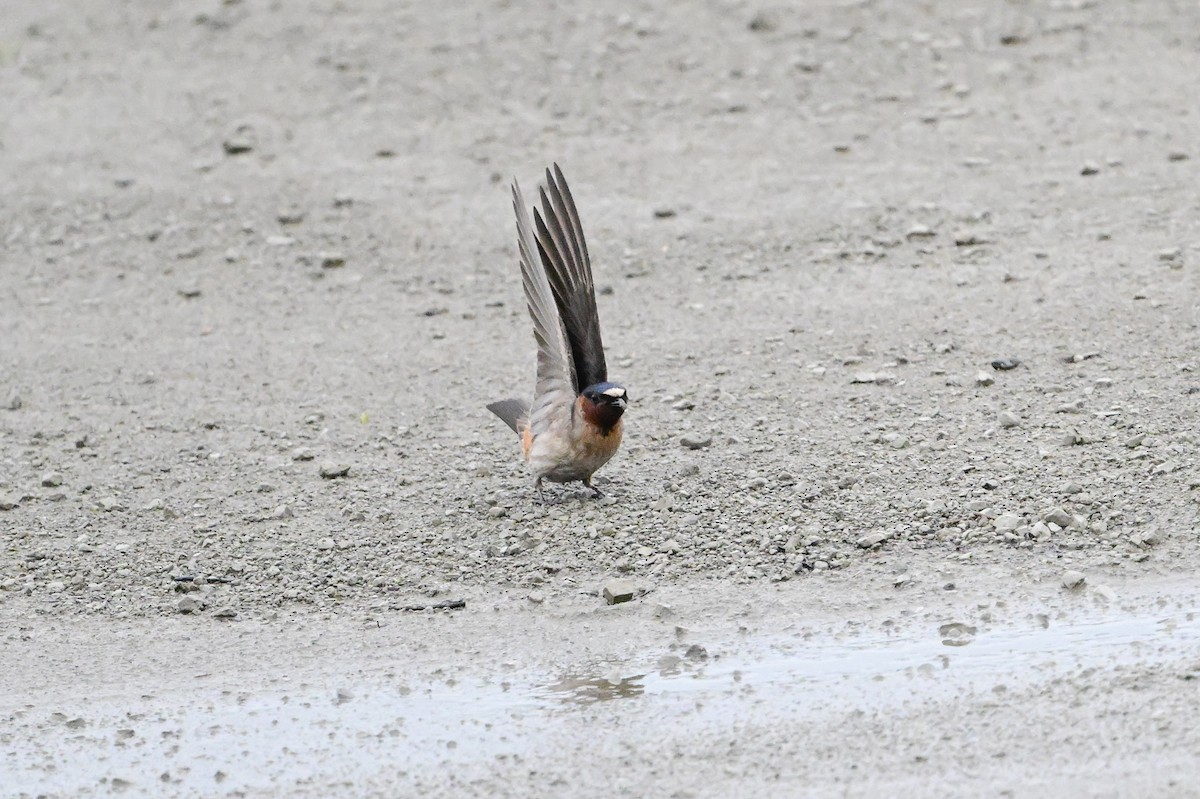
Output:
(535, 476), (546, 505)
(583, 477), (604, 498)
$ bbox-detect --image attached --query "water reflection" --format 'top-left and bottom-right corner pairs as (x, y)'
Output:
(541, 673), (647, 705)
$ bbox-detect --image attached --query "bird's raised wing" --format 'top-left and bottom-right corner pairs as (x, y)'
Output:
(512, 180), (577, 425)
(533, 164), (608, 391)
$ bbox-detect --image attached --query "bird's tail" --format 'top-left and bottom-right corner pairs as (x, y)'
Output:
(486, 398), (530, 434)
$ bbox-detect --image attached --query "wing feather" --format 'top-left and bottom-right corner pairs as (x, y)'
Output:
(533, 165), (608, 390)
(512, 180), (577, 428)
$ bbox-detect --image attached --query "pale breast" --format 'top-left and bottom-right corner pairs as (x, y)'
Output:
(528, 415), (623, 484)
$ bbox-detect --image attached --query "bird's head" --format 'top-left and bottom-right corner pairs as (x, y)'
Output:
(580, 382), (628, 431)
(583, 382), (628, 409)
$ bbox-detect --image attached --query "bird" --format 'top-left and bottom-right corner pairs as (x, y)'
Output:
(487, 164), (628, 500)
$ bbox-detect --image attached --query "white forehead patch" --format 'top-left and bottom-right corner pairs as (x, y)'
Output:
(602, 387), (626, 398)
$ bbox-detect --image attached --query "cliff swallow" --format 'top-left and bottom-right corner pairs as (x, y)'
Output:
(487, 165), (628, 499)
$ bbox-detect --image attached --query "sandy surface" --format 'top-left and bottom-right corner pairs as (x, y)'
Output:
(2, 0), (1199, 796)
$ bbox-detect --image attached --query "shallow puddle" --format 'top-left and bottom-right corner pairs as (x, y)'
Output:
(7, 606), (1198, 796)
(542, 606), (1197, 709)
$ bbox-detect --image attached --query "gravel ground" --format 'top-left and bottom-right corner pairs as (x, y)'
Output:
(2, 0), (1199, 795)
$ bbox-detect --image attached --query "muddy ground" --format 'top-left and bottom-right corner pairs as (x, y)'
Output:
(2, 0), (1199, 796)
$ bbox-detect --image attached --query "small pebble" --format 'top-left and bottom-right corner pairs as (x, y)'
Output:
(975, 371), (994, 387)
(680, 434), (712, 450)
(1043, 507), (1073, 528)
(41, 471), (63, 487)
(851, 372), (897, 386)
(213, 607), (238, 619)
(1080, 162), (1100, 176)
(177, 596), (204, 614)
(1061, 570), (1086, 590)
(316, 537), (336, 551)
(320, 252), (346, 269)
(998, 410), (1021, 428)
(292, 447), (315, 461)
(954, 231), (989, 247)
(993, 513), (1021, 531)
(269, 505), (293, 520)
(856, 530), (893, 548)
(319, 462), (351, 479)
(939, 621), (977, 645)
(991, 358), (1021, 371)
(602, 579), (637, 605)
(222, 136), (253, 155)
(1061, 428), (1086, 446)
(1130, 529), (1161, 548)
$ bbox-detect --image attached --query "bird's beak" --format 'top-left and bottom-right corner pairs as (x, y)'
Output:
(614, 397), (627, 410)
